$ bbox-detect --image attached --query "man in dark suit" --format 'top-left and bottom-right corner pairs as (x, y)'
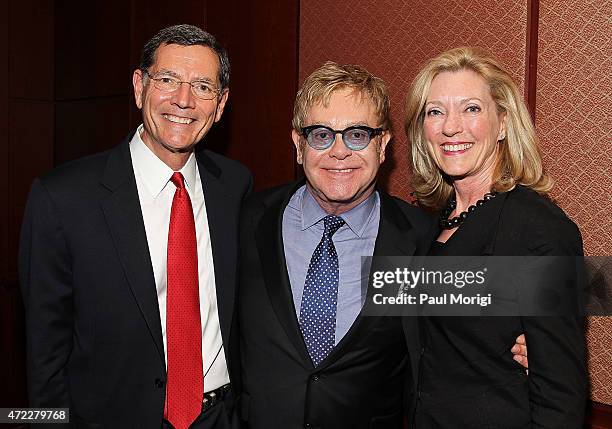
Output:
(237, 62), (528, 429)
(19, 25), (250, 429)
(237, 62), (434, 429)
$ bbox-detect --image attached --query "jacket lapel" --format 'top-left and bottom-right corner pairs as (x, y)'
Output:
(320, 191), (418, 367)
(372, 192), (418, 257)
(196, 150), (235, 350)
(100, 138), (165, 365)
(255, 182), (314, 367)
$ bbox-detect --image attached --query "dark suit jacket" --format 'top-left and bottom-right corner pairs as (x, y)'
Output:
(237, 181), (434, 429)
(19, 132), (252, 428)
(412, 186), (587, 428)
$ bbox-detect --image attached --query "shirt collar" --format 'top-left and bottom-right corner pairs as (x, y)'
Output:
(297, 185), (379, 237)
(130, 124), (197, 198)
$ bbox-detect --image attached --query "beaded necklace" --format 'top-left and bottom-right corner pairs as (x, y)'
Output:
(439, 192), (497, 230)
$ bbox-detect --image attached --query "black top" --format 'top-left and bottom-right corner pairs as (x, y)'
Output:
(428, 240), (445, 256)
(414, 186), (587, 429)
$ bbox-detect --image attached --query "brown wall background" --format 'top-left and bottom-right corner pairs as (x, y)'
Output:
(534, 0), (612, 406)
(536, 0), (611, 257)
(300, 0), (611, 405)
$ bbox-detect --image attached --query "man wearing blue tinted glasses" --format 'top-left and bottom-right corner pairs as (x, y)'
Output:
(237, 61), (434, 429)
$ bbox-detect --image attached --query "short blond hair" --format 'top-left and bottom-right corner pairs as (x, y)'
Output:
(405, 47), (552, 210)
(292, 61), (391, 131)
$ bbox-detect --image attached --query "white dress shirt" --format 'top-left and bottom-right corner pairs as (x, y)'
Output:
(130, 125), (229, 391)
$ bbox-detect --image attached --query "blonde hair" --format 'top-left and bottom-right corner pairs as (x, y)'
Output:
(405, 47), (552, 210)
(293, 61), (391, 131)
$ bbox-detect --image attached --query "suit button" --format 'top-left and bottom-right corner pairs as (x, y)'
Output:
(311, 374), (319, 382)
(304, 424), (312, 429)
(155, 379), (165, 388)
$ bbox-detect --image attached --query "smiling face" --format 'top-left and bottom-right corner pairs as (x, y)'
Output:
(423, 69), (506, 186)
(132, 43), (228, 169)
(292, 87), (390, 215)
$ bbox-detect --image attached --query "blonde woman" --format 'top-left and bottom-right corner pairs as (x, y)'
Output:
(405, 47), (586, 428)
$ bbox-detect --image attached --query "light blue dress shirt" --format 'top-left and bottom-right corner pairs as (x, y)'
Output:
(282, 185), (380, 344)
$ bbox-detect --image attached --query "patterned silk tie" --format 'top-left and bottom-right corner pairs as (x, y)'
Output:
(165, 172), (203, 429)
(299, 215), (345, 366)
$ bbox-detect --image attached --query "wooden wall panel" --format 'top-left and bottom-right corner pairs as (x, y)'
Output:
(7, 2), (56, 280)
(129, 0), (207, 69)
(52, 1), (133, 168)
(8, 101), (55, 276)
(8, 1), (55, 101)
(0, 0), (26, 410)
(55, 0), (131, 100)
(3, 1), (52, 412)
(1, 0), (8, 282)
(3, 99), (53, 410)
(206, 0), (299, 190)
(0, 286), (27, 407)
(54, 97), (131, 164)
(300, 0), (528, 199)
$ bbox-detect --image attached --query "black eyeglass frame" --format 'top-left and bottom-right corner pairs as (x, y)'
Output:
(142, 70), (222, 100)
(300, 125), (385, 151)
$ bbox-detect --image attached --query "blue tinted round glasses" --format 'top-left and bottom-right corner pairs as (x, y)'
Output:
(301, 125), (384, 151)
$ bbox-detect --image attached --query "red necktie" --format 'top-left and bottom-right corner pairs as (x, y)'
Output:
(165, 172), (203, 429)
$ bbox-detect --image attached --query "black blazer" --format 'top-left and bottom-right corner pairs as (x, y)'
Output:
(412, 186), (587, 428)
(237, 181), (434, 429)
(19, 132), (252, 428)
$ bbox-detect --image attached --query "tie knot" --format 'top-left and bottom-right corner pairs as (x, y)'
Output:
(323, 215), (345, 237)
(170, 172), (186, 190)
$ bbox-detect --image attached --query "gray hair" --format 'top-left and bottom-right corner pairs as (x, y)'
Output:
(139, 24), (230, 89)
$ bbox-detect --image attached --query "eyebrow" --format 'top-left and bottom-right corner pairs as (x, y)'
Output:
(307, 121), (372, 128)
(152, 68), (216, 83)
(426, 97), (484, 106)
